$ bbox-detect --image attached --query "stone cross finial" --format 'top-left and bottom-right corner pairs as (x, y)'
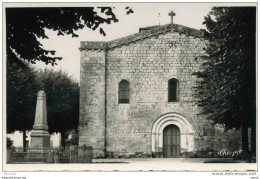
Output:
(158, 13), (161, 26)
(168, 11), (176, 24)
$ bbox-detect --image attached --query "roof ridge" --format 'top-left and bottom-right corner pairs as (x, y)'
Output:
(80, 23), (204, 51)
(107, 23), (170, 46)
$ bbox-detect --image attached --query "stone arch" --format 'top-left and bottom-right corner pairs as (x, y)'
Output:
(151, 112), (194, 157)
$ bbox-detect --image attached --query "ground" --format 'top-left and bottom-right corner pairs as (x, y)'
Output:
(88, 158), (256, 171)
(4, 158), (256, 171)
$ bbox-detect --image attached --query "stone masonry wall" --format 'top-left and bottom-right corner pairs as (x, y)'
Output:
(106, 32), (204, 154)
(105, 32), (241, 155)
(79, 50), (106, 156)
(80, 31), (242, 158)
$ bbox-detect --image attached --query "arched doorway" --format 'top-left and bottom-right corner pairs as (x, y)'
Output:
(163, 124), (180, 157)
(151, 112), (194, 157)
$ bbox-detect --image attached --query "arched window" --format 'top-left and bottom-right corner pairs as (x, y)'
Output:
(119, 80), (130, 103)
(168, 78), (179, 102)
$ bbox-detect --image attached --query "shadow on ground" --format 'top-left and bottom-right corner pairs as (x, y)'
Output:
(93, 162), (129, 164)
(203, 159), (239, 163)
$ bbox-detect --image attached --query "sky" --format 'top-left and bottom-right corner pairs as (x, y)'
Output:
(32, 3), (254, 81)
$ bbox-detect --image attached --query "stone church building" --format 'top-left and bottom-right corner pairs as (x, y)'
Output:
(79, 19), (241, 158)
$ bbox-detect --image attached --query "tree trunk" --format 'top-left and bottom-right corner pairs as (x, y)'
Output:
(251, 122), (256, 156)
(61, 132), (66, 147)
(22, 130), (26, 152)
(242, 124), (249, 153)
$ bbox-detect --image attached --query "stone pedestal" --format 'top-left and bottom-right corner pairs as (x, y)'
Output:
(30, 131), (50, 148)
(30, 91), (50, 148)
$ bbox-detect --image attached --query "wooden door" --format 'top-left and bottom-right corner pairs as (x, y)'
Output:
(163, 124), (180, 157)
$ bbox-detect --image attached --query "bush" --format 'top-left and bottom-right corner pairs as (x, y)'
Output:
(7, 137), (13, 149)
(234, 151), (256, 163)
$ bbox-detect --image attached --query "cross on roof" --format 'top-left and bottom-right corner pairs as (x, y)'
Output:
(168, 11), (176, 24)
(158, 13), (161, 25)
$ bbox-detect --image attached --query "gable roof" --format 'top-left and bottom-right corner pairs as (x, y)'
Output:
(80, 23), (204, 51)
(139, 25), (160, 32)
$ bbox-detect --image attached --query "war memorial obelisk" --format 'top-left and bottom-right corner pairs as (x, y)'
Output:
(30, 91), (50, 148)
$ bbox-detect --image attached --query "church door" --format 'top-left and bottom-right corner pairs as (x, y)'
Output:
(163, 124), (180, 157)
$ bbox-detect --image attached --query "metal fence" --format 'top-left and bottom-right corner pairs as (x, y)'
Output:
(7, 146), (92, 164)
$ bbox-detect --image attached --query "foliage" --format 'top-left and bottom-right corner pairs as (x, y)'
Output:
(65, 129), (79, 146)
(7, 55), (38, 134)
(36, 69), (79, 137)
(6, 6), (133, 147)
(194, 7), (256, 130)
(6, 7), (133, 65)
(7, 137), (13, 149)
(7, 60), (80, 147)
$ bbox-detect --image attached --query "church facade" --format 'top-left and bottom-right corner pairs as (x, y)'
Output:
(79, 23), (241, 158)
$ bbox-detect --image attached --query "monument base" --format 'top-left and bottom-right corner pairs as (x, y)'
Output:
(30, 130), (50, 148)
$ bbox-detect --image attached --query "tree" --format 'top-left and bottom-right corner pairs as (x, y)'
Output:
(194, 7), (256, 156)
(7, 63), (80, 148)
(65, 129), (79, 146)
(7, 137), (14, 149)
(6, 7), (133, 65)
(6, 6), (133, 149)
(36, 69), (79, 147)
(7, 54), (38, 150)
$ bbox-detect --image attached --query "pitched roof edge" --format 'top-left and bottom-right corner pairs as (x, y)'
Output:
(80, 24), (204, 51)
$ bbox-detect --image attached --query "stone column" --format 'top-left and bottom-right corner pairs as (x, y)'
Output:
(30, 91), (50, 148)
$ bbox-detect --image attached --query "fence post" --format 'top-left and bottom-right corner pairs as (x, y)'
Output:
(52, 149), (54, 163)
(77, 146), (78, 163)
(70, 148), (71, 163)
